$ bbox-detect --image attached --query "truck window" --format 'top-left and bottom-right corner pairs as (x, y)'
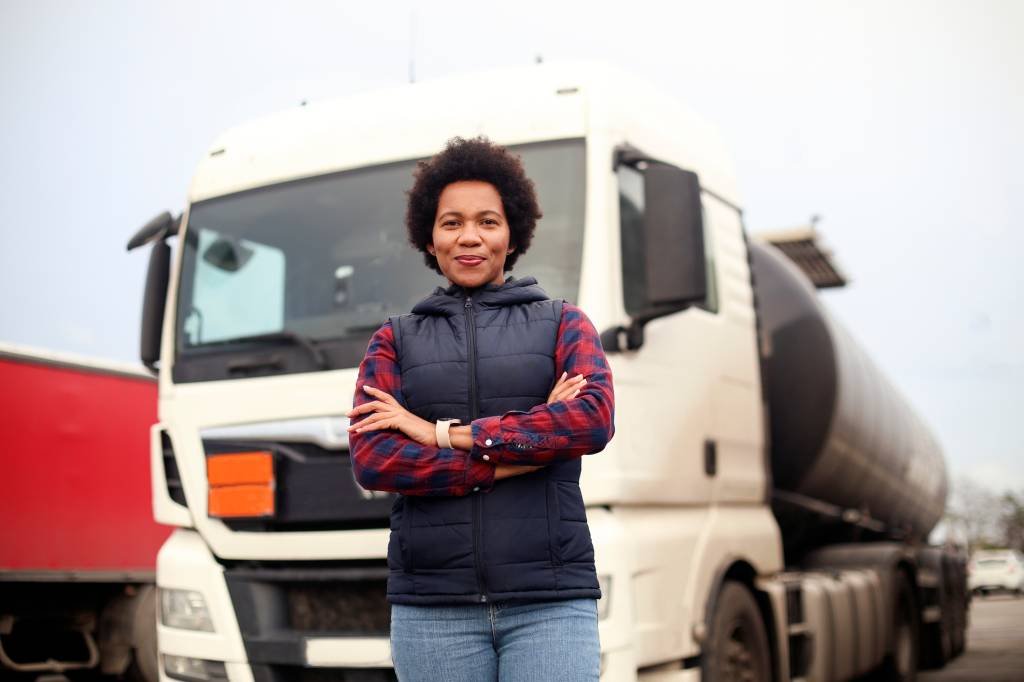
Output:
(182, 229), (285, 346)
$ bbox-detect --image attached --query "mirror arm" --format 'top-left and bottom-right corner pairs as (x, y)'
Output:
(613, 145), (659, 171)
(600, 319), (646, 353)
(126, 211), (180, 251)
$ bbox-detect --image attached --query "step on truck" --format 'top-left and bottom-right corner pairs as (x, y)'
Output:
(128, 63), (968, 681)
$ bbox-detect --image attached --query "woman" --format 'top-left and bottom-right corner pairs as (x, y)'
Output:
(347, 136), (614, 681)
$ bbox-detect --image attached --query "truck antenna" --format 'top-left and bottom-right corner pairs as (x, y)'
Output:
(409, 8), (417, 83)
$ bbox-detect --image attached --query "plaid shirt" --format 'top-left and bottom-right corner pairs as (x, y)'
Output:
(349, 303), (615, 497)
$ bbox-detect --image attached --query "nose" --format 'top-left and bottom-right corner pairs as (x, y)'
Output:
(456, 222), (482, 245)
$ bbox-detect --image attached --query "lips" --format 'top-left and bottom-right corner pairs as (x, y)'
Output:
(455, 255), (485, 266)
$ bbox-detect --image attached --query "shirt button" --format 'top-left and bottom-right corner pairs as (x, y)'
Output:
(473, 486), (480, 492)
(484, 439), (493, 446)
(482, 454), (490, 461)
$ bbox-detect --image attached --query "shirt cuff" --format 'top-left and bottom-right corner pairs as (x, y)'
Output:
(463, 451), (495, 494)
(470, 415), (564, 464)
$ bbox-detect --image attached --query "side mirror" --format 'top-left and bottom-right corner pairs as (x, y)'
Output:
(126, 211), (176, 252)
(642, 162), (707, 307)
(605, 148), (708, 352)
(140, 241), (171, 372)
(128, 211), (179, 373)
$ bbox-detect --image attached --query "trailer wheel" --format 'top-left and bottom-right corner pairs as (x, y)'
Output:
(950, 588), (967, 657)
(950, 606), (965, 657)
(702, 581), (771, 682)
(876, 573), (919, 682)
(126, 586), (159, 682)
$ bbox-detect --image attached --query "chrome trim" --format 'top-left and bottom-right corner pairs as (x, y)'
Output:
(200, 416), (350, 450)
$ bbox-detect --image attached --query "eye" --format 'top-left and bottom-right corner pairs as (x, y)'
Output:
(441, 219), (459, 228)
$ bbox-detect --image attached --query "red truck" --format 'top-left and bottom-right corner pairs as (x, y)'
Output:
(0, 342), (168, 681)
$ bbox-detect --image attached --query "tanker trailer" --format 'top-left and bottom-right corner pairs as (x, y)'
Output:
(749, 237), (968, 674)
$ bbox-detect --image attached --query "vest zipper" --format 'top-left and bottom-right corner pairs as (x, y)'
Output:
(465, 295), (488, 603)
(465, 296), (480, 421)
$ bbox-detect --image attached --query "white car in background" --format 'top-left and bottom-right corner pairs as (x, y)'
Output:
(968, 549), (1024, 596)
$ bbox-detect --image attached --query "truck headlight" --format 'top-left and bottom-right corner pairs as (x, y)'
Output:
(159, 588), (214, 632)
(597, 575), (612, 620)
(163, 654), (227, 681)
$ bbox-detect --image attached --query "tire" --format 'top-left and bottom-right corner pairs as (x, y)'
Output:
(701, 581), (772, 682)
(126, 586), (159, 682)
(950, 604), (966, 658)
(875, 573), (920, 682)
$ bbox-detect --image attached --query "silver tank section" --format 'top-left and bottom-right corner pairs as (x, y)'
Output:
(749, 241), (947, 541)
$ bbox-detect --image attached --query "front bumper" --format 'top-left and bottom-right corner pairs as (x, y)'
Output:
(156, 511), (638, 681)
(156, 529), (396, 682)
(969, 577), (1022, 592)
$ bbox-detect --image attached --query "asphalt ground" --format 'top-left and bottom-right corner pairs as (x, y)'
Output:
(920, 593), (1024, 682)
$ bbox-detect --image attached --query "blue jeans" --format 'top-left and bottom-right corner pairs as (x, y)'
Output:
(390, 598), (600, 681)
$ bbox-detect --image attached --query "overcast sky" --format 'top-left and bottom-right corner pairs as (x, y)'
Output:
(2, 0), (1021, 492)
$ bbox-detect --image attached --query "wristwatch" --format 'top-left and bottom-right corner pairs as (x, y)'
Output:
(435, 418), (461, 449)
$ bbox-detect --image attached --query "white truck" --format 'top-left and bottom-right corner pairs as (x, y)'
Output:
(129, 64), (967, 681)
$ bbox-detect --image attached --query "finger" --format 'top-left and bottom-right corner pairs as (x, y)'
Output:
(563, 377), (586, 392)
(550, 379), (585, 403)
(363, 385), (398, 404)
(353, 417), (397, 433)
(548, 371), (570, 393)
(554, 375), (585, 392)
(347, 411), (394, 431)
(347, 400), (387, 417)
(550, 374), (580, 394)
(548, 387), (574, 404)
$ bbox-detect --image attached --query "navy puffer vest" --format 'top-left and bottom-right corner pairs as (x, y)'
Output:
(385, 277), (600, 605)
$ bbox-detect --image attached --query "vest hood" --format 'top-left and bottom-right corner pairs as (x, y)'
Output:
(411, 276), (550, 316)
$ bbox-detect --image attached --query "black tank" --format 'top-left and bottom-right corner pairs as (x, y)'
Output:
(749, 241), (947, 546)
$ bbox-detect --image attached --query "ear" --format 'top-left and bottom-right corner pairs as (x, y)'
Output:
(507, 244), (516, 253)
(427, 244), (435, 256)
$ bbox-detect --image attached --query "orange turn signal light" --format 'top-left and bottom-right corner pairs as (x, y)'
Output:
(207, 451), (275, 518)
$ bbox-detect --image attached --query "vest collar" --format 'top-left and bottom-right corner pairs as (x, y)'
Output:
(411, 276), (550, 316)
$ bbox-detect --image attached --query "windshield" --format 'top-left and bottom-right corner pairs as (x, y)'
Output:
(174, 139), (586, 381)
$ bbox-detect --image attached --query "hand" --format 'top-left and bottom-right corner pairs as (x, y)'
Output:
(346, 385), (437, 447)
(547, 371), (586, 404)
(494, 464), (543, 480)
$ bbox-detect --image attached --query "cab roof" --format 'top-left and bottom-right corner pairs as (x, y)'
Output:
(188, 61), (740, 207)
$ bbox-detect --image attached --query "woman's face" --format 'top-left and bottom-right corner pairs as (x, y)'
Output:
(427, 180), (514, 289)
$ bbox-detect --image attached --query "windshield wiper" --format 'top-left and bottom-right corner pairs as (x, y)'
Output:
(219, 331), (328, 370)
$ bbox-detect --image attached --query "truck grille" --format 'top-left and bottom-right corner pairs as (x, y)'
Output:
(286, 579), (390, 634)
(224, 561), (392, 667)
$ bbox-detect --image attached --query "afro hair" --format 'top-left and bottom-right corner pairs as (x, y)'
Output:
(405, 136), (542, 275)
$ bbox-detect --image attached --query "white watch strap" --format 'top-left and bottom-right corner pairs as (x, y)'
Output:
(435, 419), (461, 449)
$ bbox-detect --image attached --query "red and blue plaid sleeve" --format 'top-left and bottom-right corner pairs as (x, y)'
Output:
(469, 303), (615, 465)
(349, 321), (495, 497)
